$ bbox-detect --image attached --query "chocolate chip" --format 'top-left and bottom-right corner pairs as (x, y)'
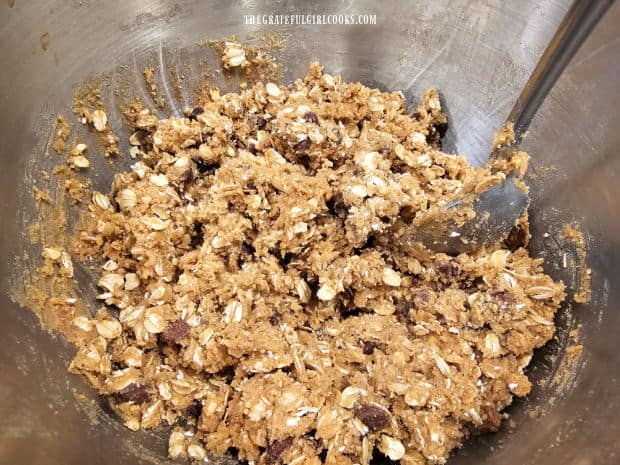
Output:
(185, 399), (203, 419)
(339, 306), (363, 319)
(362, 341), (377, 355)
(256, 117), (267, 129)
(218, 365), (236, 384)
(435, 261), (460, 279)
(392, 164), (408, 174)
(353, 235), (376, 255)
(303, 112), (319, 124)
(493, 291), (516, 306)
(399, 205), (416, 223)
(400, 301), (411, 317)
(326, 193), (348, 218)
(113, 383), (150, 404)
(280, 365), (293, 374)
(189, 107), (204, 120)
(293, 138), (311, 152)
(504, 223), (528, 251)
(192, 157), (219, 175)
(190, 222), (204, 249)
(268, 311), (282, 326)
(181, 168), (194, 187)
(161, 319), (190, 344)
(414, 289), (430, 303)
(437, 121), (449, 138)
(303, 430), (321, 449)
(230, 133), (246, 149)
(278, 252), (294, 270)
(227, 447), (240, 459)
(266, 437), (293, 464)
(298, 154), (312, 170)
(357, 115), (371, 131)
(354, 404), (390, 432)
(240, 241), (256, 262)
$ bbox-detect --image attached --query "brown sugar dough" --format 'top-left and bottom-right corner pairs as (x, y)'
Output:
(68, 63), (565, 465)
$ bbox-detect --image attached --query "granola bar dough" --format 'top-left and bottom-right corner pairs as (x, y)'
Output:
(70, 63), (565, 465)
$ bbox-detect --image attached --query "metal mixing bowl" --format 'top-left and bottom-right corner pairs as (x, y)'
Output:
(1, 1), (618, 464)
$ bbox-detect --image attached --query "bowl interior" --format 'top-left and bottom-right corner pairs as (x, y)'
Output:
(1, 1), (619, 464)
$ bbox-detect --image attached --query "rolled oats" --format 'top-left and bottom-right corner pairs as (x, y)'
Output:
(143, 307), (167, 333)
(43, 246), (62, 261)
(102, 260), (118, 271)
(317, 283), (336, 301)
(221, 39), (248, 68)
(379, 435), (406, 461)
(187, 444), (206, 461)
(60, 251), (74, 278)
(92, 109), (107, 132)
(92, 191), (113, 210)
(63, 61), (565, 465)
(149, 173), (169, 187)
(433, 353), (451, 377)
(129, 146), (143, 159)
(142, 216), (169, 231)
(98, 273), (124, 293)
(71, 155), (90, 169)
(526, 286), (556, 300)
(223, 301), (243, 323)
(120, 346), (143, 367)
(168, 428), (187, 459)
(128, 131), (144, 146)
(116, 189), (137, 211)
(483, 333), (502, 358)
(339, 386), (360, 409)
(95, 318), (122, 339)
(73, 316), (95, 332)
(73, 143), (88, 155)
(141, 399), (164, 429)
(296, 279), (311, 303)
(135, 112), (158, 128)
(123, 273), (140, 291)
(382, 268), (402, 287)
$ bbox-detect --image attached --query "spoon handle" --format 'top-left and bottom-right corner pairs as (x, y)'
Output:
(508, 0), (614, 142)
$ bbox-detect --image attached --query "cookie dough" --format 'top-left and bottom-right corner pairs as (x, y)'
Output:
(68, 63), (565, 465)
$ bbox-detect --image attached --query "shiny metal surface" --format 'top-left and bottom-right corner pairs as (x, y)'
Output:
(414, 0), (612, 254)
(1, 1), (619, 465)
(411, 174), (530, 254)
(508, 0), (613, 139)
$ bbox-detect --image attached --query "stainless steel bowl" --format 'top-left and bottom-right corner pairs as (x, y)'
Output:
(1, 1), (618, 464)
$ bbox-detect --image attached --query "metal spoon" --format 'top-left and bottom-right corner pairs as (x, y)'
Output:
(408, 0), (613, 255)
